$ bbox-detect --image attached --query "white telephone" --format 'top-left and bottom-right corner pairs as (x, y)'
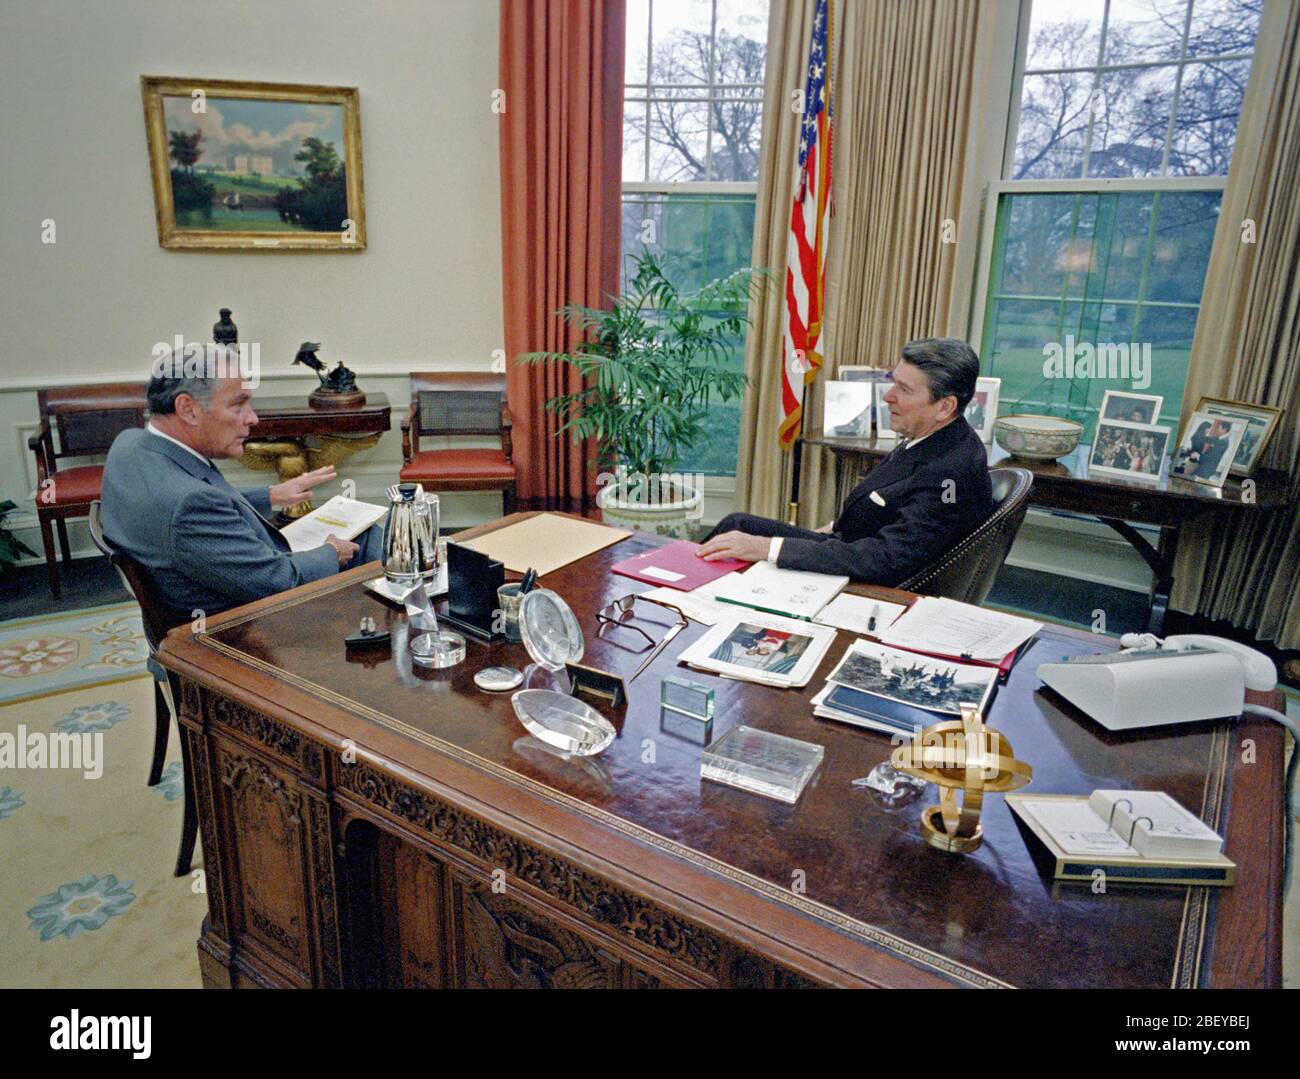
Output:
(1037, 634), (1277, 731)
(1118, 633), (1277, 692)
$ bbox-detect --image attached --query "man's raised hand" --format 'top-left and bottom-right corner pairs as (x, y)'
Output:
(270, 465), (338, 508)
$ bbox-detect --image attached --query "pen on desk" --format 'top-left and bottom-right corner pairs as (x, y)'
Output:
(868, 604), (877, 633)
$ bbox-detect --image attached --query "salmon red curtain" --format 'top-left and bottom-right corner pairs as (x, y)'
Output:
(499, 0), (626, 513)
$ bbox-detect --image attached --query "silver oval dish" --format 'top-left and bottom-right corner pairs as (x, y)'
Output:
(518, 588), (584, 671)
(510, 689), (615, 756)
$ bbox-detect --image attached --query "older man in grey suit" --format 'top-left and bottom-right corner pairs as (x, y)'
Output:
(100, 348), (382, 621)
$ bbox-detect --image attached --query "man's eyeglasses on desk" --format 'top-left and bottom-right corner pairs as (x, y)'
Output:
(595, 594), (689, 681)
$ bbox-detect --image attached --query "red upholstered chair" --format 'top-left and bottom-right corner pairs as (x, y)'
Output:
(28, 384), (147, 596)
(399, 373), (517, 514)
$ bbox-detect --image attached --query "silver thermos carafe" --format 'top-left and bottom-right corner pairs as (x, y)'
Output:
(381, 482), (438, 590)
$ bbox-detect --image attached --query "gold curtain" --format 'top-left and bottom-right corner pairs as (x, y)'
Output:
(736, 0), (991, 527)
(1171, 0), (1300, 648)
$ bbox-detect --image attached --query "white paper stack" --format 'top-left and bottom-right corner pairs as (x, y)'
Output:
(878, 596), (1041, 660)
(280, 496), (387, 553)
(676, 612), (837, 688)
(711, 561), (849, 621)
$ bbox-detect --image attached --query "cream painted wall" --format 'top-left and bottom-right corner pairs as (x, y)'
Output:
(0, 0), (507, 553)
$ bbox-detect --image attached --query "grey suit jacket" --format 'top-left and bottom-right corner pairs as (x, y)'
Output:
(100, 428), (338, 618)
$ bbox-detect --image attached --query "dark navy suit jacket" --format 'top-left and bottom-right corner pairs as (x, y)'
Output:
(778, 418), (994, 583)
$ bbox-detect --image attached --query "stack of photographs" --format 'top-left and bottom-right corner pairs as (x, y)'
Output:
(677, 614), (837, 689)
(811, 639), (998, 736)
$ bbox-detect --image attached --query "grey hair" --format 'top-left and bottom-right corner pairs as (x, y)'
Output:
(146, 343), (237, 414)
(899, 338), (981, 413)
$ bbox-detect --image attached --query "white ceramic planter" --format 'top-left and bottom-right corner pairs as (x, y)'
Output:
(596, 478), (704, 538)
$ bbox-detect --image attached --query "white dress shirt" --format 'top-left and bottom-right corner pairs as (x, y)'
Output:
(146, 421), (213, 468)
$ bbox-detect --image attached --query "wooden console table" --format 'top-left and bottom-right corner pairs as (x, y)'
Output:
(799, 431), (1289, 634)
(240, 393), (391, 517)
(156, 514), (1284, 989)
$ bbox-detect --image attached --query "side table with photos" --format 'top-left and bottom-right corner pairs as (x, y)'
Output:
(800, 430), (1289, 634)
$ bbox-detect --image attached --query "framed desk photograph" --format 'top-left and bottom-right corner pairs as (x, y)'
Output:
(141, 75), (367, 251)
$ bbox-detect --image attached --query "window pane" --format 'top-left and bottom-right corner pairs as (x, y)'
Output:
(646, 99), (709, 181)
(1102, 0), (1189, 65)
(621, 192), (756, 474)
(981, 191), (1217, 440)
(715, 0), (769, 47)
(1168, 59), (1249, 175)
(709, 95), (763, 180)
(1087, 65), (1177, 177)
(623, 108), (648, 182)
(650, 0), (715, 87)
(998, 193), (1082, 296)
(1143, 190), (1221, 302)
(1186, 0), (1262, 57)
(627, 0), (651, 85)
(1013, 71), (1095, 178)
(1024, 0), (1105, 70)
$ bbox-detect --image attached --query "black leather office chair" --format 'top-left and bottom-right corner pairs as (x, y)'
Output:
(88, 501), (198, 878)
(898, 467), (1034, 604)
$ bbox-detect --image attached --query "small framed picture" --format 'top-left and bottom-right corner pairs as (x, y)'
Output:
(874, 382), (896, 439)
(1089, 420), (1170, 483)
(964, 377), (1000, 443)
(1171, 411), (1249, 487)
(837, 365), (891, 383)
(822, 381), (874, 439)
(1100, 390), (1163, 426)
(1192, 396), (1283, 476)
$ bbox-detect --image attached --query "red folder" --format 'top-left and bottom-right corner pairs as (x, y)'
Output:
(610, 540), (751, 592)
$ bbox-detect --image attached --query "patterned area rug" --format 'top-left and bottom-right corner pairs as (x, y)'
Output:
(0, 672), (204, 988)
(0, 603), (149, 706)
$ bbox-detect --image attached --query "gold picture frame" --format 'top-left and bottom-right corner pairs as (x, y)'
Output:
(1192, 396), (1283, 477)
(141, 75), (366, 251)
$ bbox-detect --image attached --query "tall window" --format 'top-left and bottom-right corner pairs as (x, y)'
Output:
(977, 0), (1260, 439)
(622, 0), (770, 475)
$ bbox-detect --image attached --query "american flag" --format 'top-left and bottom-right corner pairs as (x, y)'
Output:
(778, 0), (833, 449)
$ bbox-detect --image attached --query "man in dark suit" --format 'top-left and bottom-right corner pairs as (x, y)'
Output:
(100, 346), (382, 621)
(698, 338), (994, 585)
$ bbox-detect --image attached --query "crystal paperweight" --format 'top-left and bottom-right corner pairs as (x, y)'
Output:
(660, 676), (714, 721)
(852, 761), (928, 810)
(660, 706), (712, 745)
(510, 689), (615, 756)
(410, 630), (466, 669)
(701, 726), (824, 804)
(519, 589), (584, 672)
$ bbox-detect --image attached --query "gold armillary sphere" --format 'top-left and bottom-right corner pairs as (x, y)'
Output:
(891, 702), (1032, 854)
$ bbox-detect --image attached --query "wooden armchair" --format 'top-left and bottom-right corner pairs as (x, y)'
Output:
(399, 373), (517, 514)
(28, 383), (147, 595)
(88, 501), (198, 878)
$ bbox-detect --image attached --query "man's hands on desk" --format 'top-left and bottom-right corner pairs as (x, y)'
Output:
(697, 531), (771, 562)
(696, 521), (835, 563)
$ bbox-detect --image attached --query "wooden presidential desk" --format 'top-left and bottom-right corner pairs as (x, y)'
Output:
(800, 431), (1289, 635)
(156, 514), (1285, 989)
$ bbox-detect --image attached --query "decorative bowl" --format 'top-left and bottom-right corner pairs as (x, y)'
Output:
(993, 414), (1084, 462)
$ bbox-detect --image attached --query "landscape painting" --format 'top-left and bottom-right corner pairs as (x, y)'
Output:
(142, 76), (366, 250)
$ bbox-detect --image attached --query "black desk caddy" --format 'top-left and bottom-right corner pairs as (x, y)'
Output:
(441, 541), (505, 641)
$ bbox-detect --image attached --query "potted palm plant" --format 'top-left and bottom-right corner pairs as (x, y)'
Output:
(519, 252), (766, 537)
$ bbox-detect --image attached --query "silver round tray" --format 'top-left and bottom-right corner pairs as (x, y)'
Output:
(510, 689), (615, 757)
